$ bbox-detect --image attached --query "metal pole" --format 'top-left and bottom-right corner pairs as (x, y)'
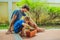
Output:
(8, 0), (12, 23)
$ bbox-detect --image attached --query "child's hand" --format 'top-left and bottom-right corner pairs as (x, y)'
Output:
(20, 33), (25, 37)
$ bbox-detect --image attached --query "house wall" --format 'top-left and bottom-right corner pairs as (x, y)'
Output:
(0, 2), (18, 23)
(0, 2), (8, 23)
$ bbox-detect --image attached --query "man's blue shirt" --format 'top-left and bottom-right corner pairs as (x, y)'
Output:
(11, 10), (26, 24)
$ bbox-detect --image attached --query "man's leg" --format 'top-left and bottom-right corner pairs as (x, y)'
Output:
(28, 21), (45, 32)
(6, 25), (13, 34)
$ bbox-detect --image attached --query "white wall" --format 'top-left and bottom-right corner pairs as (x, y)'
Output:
(0, 0), (20, 2)
(0, 0), (20, 22)
(47, 0), (60, 3)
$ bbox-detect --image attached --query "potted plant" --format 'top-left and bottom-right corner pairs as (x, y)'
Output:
(26, 29), (37, 37)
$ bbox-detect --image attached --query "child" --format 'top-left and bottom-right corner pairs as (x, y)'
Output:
(14, 16), (31, 36)
(14, 16), (45, 36)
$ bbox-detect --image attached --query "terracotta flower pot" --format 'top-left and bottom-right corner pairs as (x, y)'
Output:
(26, 29), (37, 37)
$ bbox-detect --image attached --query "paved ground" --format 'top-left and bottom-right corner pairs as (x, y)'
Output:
(0, 30), (15, 40)
(0, 29), (60, 40)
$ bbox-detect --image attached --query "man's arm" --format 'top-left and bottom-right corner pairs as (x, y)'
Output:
(29, 18), (45, 32)
(29, 18), (38, 29)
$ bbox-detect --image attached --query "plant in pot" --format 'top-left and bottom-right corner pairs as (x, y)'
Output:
(26, 28), (37, 37)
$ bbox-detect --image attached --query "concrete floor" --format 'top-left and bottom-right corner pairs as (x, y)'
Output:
(0, 29), (60, 40)
(23, 29), (60, 40)
(0, 31), (14, 40)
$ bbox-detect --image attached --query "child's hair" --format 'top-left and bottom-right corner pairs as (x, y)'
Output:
(24, 16), (30, 21)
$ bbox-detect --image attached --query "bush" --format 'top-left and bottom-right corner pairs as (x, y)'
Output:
(17, 0), (60, 25)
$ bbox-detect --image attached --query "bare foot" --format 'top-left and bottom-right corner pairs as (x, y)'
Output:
(36, 28), (45, 32)
(6, 31), (13, 34)
(19, 32), (26, 37)
(19, 34), (25, 37)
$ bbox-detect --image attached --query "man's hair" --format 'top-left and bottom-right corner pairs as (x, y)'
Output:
(22, 5), (29, 11)
(24, 16), (30, 21)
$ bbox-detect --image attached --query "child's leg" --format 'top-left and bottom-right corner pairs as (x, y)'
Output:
(18, 26), (25, 37)
(28, 21), (45, 32)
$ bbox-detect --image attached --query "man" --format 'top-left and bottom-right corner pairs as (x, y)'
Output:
(6, 5), (44, 34)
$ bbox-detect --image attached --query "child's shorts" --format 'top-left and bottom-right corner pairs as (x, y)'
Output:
(14, 26), (24, 33)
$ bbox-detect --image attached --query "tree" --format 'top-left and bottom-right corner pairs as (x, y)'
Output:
(17, 0), (47, 24)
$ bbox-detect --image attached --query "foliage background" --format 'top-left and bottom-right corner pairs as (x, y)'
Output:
(16, 0), (60, 25)
(0, 0), (60, 29)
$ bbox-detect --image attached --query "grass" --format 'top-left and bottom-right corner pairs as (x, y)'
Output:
(39, 25), (60, 29)
(0, 24), (60, 29)
(0, 24), (9, 29)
